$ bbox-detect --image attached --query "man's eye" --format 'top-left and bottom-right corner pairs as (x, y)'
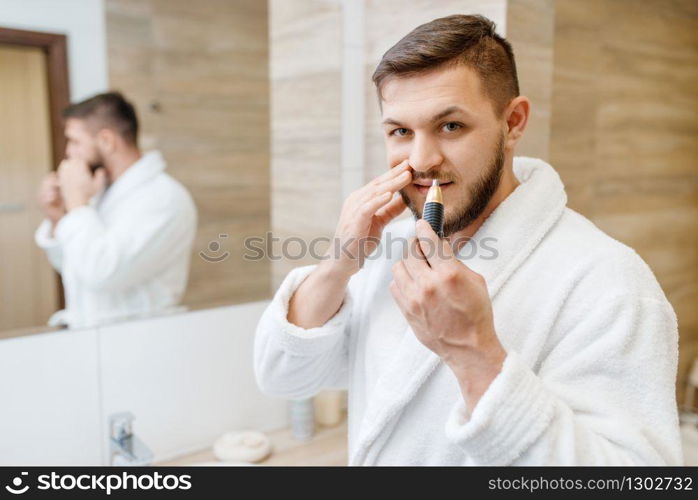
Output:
(443, 122), (462, 132)
(391, 128), (410, 137)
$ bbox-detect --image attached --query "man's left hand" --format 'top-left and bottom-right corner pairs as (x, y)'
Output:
(57, 159), (107, 211)
(390, 218), (507, 416)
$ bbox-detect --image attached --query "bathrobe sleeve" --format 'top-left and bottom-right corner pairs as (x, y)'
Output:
(53, 199), (196, 292)
(35, 218), (64, 272)
(254, 264), (360, 399)
(444, 293), (682, 465)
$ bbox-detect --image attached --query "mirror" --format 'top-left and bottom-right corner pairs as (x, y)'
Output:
(0, 1), (271, 337)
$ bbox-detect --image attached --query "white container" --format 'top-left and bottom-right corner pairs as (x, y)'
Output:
(289, 399), (314, 441)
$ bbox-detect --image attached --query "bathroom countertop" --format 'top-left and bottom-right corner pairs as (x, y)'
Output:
(156, 413), (348, 466)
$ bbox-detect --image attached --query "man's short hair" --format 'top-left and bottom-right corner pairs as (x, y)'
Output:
(63, 91), (139, 145)
(372, 14), (519, 116)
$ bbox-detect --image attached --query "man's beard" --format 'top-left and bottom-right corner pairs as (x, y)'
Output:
(87, 149), (106, 174)
(88, 159), (105, 173)
(400, 133), (506, 237)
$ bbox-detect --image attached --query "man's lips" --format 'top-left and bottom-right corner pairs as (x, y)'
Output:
(412, 181), (453, 195)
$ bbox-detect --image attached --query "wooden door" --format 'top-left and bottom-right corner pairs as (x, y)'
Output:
(0, 44), (60, 331)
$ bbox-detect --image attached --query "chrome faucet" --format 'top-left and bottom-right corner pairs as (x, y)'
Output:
(109, 411), (154, 466)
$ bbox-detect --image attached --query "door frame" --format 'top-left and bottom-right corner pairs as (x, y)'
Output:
(0, 26), (70, 309)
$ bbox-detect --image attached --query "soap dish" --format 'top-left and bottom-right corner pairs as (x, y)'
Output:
(213, 430), (271, 463)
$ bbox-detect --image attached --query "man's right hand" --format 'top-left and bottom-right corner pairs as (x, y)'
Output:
(320, 160), (413, 279)
(37, 172), (66, 226)
(287, 161), (412, 329)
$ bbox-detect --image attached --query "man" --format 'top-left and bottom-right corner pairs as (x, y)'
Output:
(35, 92), (197, 328)
(254, 15), (682, 465)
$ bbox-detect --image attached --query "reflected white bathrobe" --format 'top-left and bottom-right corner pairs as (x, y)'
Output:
(35, 151), (197, 328)
(254, 156), (683, 466)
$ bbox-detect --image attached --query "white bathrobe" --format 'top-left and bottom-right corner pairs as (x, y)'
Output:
(254, 156), (683, 466)
(35, 151), (197, 328)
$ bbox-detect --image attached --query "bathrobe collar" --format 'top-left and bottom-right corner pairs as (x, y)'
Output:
(350, 156), (568, 465)
(97, 151), (167, 212)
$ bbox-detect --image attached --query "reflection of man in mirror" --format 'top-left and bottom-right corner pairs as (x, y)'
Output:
(35, 92), (197, 328)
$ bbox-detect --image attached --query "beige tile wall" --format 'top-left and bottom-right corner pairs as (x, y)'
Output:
(550, 0), (698, 405)
(270, 0), (344, 287)
(106, 0), (271, 308)
(506, 0), (554, 160)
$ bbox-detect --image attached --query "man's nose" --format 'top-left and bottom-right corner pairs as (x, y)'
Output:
(408, 134), (443, 173)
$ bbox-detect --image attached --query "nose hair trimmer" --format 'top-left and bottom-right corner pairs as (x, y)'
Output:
(423, 179), (444, 238)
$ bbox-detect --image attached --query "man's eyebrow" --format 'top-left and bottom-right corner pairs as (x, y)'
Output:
(382, 117), (403, 126)
(381, 106), (469, 127)
(431, 105), (468, 122)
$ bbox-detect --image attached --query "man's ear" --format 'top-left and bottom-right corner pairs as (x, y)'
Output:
(95, 128), (118, 156)
(503, 96), (530, 150)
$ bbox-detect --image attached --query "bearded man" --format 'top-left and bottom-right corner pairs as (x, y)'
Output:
(254, 15), (681, 466)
